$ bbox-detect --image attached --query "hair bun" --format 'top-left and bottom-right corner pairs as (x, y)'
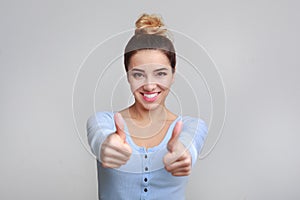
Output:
(135, 13), (168, 37)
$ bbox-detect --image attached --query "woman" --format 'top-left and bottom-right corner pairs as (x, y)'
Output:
(87, 14), (208, 200)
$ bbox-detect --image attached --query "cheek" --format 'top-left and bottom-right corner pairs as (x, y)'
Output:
(129, 79), (144, 92)
(157, 77), (174, 89)
(129, 81), (173, 93)
(128, 75), (174, 92)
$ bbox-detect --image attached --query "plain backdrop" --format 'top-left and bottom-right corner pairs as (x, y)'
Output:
(1, 0), (299, 200)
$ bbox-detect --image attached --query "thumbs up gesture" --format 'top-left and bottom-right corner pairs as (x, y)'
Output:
(100, 113), (132, 168)
(163, 121), (192, 176)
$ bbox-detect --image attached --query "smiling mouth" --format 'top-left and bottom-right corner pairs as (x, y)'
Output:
(141, 92), (161, 102)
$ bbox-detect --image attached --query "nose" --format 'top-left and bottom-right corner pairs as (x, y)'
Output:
(143, 81), (157, 91)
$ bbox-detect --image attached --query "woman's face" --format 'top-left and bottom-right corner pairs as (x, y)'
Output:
(127, 50), (175, 111)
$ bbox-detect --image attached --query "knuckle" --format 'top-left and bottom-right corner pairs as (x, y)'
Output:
(107, 134), (118, 144)
(127, 147), (133, 154)
(184, 166), (191, 174)
(163, 157), (168, 165)
(187, 165), (191, 170)
(118, 160), (125, 165)
(183, 159), (191, 166)
(101, 147), (109, 156)
(125, 155), (131, 161)
(183, 153), (190, 159)
(106, 135), (113, 143)
(101, 162), (109, 168)
(187, 155), (192, 160)
(124, 147), (132, 156)
(101, 156), (108, 163)
(165, 166), (171, 172)
(172, 172), (180, 176)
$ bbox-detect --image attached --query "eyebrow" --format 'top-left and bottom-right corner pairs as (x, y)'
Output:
(131, 67), (169, 72)
(131, 68), (145, 72)
(153, 67), (169, 72)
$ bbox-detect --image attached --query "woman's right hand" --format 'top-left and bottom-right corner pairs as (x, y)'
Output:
(100, 113), (132, 168)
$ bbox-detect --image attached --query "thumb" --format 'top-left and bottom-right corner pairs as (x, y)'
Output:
(167, 120), (183, 152)
(114, 113), (126, 142)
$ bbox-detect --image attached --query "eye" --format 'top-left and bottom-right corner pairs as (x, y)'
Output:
(156, 72), (168, 77)
(132, 72), (144, 79)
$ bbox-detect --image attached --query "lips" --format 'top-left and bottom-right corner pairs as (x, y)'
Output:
(141, 92), (160, 102)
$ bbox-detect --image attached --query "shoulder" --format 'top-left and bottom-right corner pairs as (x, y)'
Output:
(87, 111), (115, 128)
(182, 116), (206, 127)
(87, 111), (114, 122)
(181, 116), (208, 134)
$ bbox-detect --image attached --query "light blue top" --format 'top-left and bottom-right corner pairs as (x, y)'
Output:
(87, 111), (208, 200)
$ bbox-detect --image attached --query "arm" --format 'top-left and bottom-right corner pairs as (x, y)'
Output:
(179, 117), (208, 166)
(163, 117), (208, 176)
(86, 112), (116, 161)
(87, 112), (132, 168)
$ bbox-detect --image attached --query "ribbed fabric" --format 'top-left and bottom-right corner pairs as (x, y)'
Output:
(87, 111), (208, 200)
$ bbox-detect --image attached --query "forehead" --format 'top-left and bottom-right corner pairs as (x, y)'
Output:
(129, 50), (171, 69)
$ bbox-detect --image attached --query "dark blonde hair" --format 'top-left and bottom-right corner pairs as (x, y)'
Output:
(124, 14), (176, 73)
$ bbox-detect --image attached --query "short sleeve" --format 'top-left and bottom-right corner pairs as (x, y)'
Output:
(86, 112), (116, 161)
(179, 117), (208, 166)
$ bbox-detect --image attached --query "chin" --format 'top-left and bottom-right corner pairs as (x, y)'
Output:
(134, 97), (165, 111)
(142, 103), (162, 111)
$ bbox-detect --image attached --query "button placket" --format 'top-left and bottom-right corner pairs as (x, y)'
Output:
(142, 152), (150, 196)
(144, 153), (149, 173)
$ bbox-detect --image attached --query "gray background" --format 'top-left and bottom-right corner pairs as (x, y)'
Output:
(1, 0), (299, 199)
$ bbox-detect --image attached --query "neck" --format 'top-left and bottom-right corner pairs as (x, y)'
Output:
(129, 103), (168, 123)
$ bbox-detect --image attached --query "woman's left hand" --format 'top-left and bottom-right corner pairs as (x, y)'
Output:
(163, 121), (192, 176)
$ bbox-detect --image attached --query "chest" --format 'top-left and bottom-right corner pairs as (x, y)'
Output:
(125, 120), (172, 148)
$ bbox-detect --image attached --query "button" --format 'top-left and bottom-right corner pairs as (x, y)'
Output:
(144, 178), (148, 182)
(144, 188), (148, 192)
(144, 154), (147, 159)
(145, 167), (148, 171)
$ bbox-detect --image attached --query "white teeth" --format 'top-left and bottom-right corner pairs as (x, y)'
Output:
(144, 93), (158, 98)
